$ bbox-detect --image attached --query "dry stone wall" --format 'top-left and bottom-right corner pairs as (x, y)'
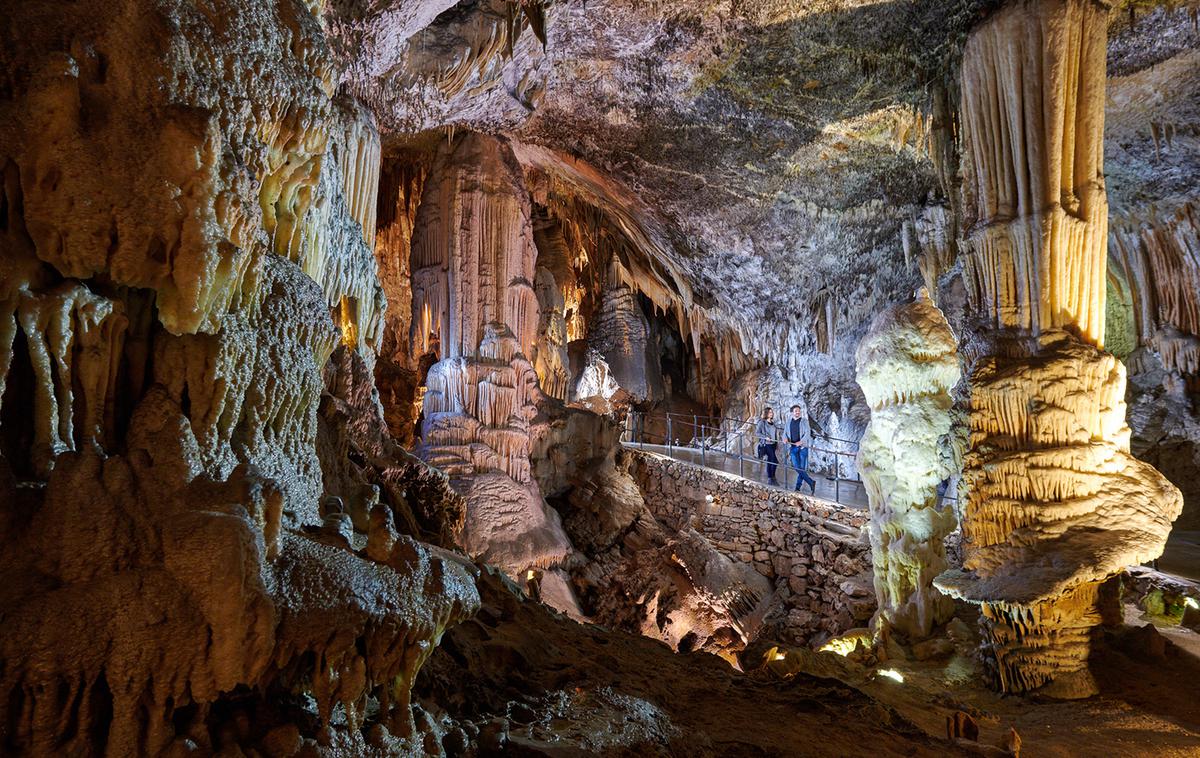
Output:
(626, 449), (874, 643)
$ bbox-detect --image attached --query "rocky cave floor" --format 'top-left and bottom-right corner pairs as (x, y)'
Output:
(391, 570), (1200, 757)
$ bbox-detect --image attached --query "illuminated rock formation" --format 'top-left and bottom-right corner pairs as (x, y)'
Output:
(412, 134), (573, 577)
(0, 2), (481, 752)
(531, 265), (571, 402)
(0, 433), (478, 755)
(934, 0), (1183, 698)
(904, 204), (955, 299)
(7, 282), (128, 476)
(422, 323), (573, 571)
(588, 271), (664, 406)
(857, 290), (960, 640)
(1111, 203), (1200, 378)
(410, 134), (538, 361)
(318, 343), (466, 547)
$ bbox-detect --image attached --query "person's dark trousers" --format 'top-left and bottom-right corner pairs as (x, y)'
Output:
(790, 446), (816, 492)
(757, 444), (779, 483)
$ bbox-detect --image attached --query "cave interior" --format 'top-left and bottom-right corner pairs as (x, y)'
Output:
(2, 0), (1200, 755)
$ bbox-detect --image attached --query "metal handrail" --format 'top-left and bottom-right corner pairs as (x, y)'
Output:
(622, 409), (959, 510)
(628, 408), (862, 448)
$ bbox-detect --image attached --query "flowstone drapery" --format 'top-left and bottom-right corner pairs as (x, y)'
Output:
(411, 134), (573, 576)
(933, 0), (1183, 698)
(857, 290), (961, 641)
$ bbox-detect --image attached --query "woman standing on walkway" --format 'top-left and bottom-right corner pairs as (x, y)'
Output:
(756, 408), (780, 486)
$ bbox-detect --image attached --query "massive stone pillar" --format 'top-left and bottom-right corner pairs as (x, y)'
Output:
(583, 265), (664, 406)
(934, 0), (1182, 698)
(411, 134), (573, 575)
(857, 290), (961, 641)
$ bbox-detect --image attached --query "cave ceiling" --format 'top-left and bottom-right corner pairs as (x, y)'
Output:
(324, 0), (1200, 363)
(327, 0), (996, 358)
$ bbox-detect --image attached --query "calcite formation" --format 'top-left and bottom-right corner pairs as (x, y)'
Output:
(155, 256), (339, 521)
(935, 0), (1183, 698)
(531, 265), (572, 402)
(1111, 203), (1200, 377)
(6, 281), (128, 476)
(4, 0), (1200, 752)
(587, 272), (664, 406)
(0, 436), (478, 755)
(410, 134), (539, 362)
(411, 134), (573, 577)
(422, 324), (572, 571)
(0, 1), (476, 751)
(856, 290), (961, 640)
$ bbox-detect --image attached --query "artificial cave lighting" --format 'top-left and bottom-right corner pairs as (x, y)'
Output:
(876, 669), (905, 684)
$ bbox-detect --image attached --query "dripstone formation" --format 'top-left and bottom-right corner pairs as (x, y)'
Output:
(857, 290), (961, 641)
(933, 0), (1183, 698)
(3, 0), (1200, 754)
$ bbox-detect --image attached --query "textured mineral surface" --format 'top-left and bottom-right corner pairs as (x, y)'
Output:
(3, 0), (1200, 755)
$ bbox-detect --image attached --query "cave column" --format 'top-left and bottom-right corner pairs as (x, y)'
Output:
(410, 134), (574, 579)
(933, 0), (1182, 698)
(856, 291), (960, 641)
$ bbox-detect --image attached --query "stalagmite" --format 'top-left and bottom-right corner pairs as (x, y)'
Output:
(934, 0), (1183, 698)
(857, 290), (961, 640)
(587, 264), (664, 405)
(531, 265), (572, 401)
(412, 134), (573, 577)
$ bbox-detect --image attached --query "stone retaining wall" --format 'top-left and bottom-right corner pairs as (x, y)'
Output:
(624, 448), (876, 643)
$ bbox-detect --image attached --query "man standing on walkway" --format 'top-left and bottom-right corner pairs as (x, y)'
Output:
(786, 404), (816, 494)
(756, 408), (780, 486)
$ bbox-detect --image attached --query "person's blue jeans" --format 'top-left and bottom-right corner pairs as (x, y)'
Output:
(757, 444), (779, 482)
(789, 446), (816, 492)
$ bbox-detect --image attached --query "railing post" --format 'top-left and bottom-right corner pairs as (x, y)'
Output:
(783, 444), (790, 490)
(835, 455), (841, 503)
(701, 425), (707, 468)
(667, 415), (673, 455)
(738, 431), (744, 478)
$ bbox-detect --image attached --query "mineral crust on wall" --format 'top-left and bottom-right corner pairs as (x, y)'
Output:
(934, 0), (1183, 698)
(857, 290), (961, 641)
(1110, 203), (1200, 378)
(0, 0), (479, 752)
(372, 159), (429, 446)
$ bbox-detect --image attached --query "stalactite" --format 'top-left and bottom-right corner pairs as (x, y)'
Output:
(1110, 202), (1200, 376)
(582, 262), (664, 405)
(2, 280), (128, 476)
(936, 0), (1183, 699)
(411, 135), (539, 363)
(957, 0), (1109, 347)
(374, 158), (428, 368)
(857, 290), (960, 641)
(906, 204), (956, 298)
(0, 1), (481, 752)
(287, 100), (387, 357)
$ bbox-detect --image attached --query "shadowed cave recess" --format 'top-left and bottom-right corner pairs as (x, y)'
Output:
(2, 0), (1200, 755)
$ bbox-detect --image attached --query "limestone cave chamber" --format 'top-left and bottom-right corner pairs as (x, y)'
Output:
(2, 0), (1200, 755)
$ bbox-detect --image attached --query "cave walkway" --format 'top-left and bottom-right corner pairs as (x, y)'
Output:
(623, 441), (870, 510)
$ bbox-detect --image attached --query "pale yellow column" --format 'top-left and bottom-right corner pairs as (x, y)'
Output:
(935, 0), (1182, 698)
